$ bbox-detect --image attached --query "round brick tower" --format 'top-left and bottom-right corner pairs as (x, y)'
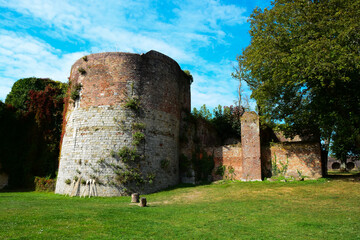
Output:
(55, 50), (191, 196)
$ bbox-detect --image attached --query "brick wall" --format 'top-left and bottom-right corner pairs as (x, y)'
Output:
(180, 111), (322, 182)
(179, 117), (220, 183)
(56, 50), (323, 196)
(261, 142), (322, 179)
(56, 51), (190, 196)
(208, 143), (242, 181)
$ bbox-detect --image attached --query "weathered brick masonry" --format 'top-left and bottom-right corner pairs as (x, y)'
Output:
(56, 50), (322, 196)
(189, 112), (322, 181)
(181, 111), (322, 182)
(56, 51), (190, 196)
(241, 112), (262, 181)
(261, 142), (322, 179)
(209, 143), (243, 181)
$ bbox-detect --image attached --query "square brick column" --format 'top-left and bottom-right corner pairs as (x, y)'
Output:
(241, 112), (262, 181)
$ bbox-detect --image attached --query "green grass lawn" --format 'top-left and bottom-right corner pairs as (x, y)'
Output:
(1, 179), (359, 239)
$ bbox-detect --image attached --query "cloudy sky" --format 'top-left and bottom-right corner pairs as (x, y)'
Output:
(0, 0), (271, 110)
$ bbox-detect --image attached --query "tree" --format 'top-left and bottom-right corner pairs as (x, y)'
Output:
(0, 78), (67, 188)
(5, 77), (67, 111)
(236, 0), (360, 163)
(192, 104), (244, 141)
(193, 104), (213, 120)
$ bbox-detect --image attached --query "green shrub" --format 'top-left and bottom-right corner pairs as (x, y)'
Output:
(132, 132), (145, 145)
(215, 165), (226, 176)
(147, 173), (156, 184)
(124, 97), (140, 111)
(34, 176), (56, 192)
(132, 122), (146, 130)
(117, 146), (140, 162)
(183, 70), (193, 84)
(271, 153), (289, 177)
(115, 171), (133, 184)
(115, 169), (144, 186)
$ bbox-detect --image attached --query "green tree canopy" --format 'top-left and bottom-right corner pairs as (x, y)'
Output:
(236, 0), (360, 162)
(1, 78), (68, 188)
(5, 77), (67, 111)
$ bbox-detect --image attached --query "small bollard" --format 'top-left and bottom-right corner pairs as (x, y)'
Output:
(131, 193), (140, 203)
(139, 197), (147, 207)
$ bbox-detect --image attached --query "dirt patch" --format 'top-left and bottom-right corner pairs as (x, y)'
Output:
(151, 190), (206, 206)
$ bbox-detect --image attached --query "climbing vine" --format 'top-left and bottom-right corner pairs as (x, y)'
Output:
(191, 147), (214, 182)
(271, 153), (289, 177)
(92, 80), (151, 192)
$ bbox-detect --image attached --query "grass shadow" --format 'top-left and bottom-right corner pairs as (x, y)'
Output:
(0, 186), (35, 193)
(326, 171), (360, 182)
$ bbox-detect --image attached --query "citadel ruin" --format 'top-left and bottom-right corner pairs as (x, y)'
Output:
(55, 50), (323, 197)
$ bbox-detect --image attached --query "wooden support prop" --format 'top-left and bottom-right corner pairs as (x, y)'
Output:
(66, 180), (76, 197)
(139, 197), (147, 207)
(89, 179), (93, 197)
(71, 178), (81, 197)
(88, 179), (97, 198)
(81, 180), (90, 198)
(131, 193), (140, 203)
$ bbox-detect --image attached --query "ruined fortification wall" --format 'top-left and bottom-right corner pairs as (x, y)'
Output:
(179, 117), (220, 183)
(55, 50), (322, 196)
(181, 111), (322, 182)
(56, 51), (190, 196)
(209, 143), (242, 181)
(261, 142), (322, 179)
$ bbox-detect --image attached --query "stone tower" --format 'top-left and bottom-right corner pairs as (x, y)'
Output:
(55, 50), (191, 196)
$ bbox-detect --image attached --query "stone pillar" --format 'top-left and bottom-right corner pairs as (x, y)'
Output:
(241, 112), (262, 181)
(139, 197), (147, 207)
(131, 193), (140, 203)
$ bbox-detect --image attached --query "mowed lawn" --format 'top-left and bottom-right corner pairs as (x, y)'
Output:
(0, 179), (359, 240)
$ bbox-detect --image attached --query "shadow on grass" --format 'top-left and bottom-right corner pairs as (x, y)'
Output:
(325, 171), (360, 182)
(0, 186), (35, 193)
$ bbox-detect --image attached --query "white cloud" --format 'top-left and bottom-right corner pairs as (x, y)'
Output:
(0, 30), (86, 100)
(189, 57), (257, 110)
(0, 0), (251, 105)
(173, 0), (247, 32)
(0, 0), (247, 54)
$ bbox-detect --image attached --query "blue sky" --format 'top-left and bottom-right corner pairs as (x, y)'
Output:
(0, 0), (271, 110)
